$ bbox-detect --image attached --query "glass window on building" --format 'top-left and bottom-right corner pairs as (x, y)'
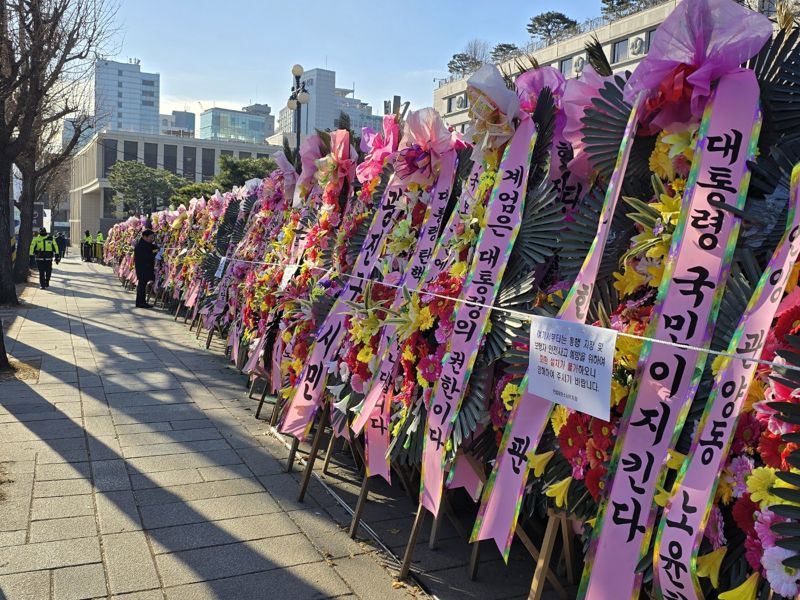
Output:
(103, 139), (117, 177)
(144, 143), (157, 168)
(239, 151), (251, 159)
(103, 188), (117, 218)
(220, 150), (233, 157)
(142, 79), (155, 87)
(117, 81), (122, 87)
(447, 96), (454, 113)
(183, 146), (196, 180)
(201, 148), (215, 181)
(560, 57), (573, 77)
(645, 28), (657, 53)
(257, 153), (269, 159)
(123, 140), (137, 161)
(612, 39), (629, 64)
(142, 100), (154, 107)
(164, 144), (177, 174)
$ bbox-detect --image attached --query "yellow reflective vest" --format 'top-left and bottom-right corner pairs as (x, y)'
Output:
(96, 233), (104, 243)
(30, 235), (58, 259)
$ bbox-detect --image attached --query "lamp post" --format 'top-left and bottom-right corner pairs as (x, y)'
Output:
(287, 64), (310, 151)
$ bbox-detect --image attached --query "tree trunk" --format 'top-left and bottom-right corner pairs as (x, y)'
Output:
(0, 160), (18, 307)
(14, 165), (35, 283)
(0, 316), (9, 371)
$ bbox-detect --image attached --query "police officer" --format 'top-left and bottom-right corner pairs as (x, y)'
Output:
(83, 230), (93, 263)
(29, 227), (60, 289)
(55, 232), (67, 258)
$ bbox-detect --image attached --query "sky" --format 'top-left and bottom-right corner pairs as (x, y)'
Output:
(112, 1), (602, 123)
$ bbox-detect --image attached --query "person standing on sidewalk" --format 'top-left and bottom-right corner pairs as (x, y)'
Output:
(134, 229), (158, 309)
(55, 232), (67, 258)
(95, 230), (104, 263)
(83, 230), (93, 263)
(29, 227), (60, 289)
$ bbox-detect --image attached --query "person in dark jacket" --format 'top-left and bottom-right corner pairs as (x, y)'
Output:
(83, 230), (93, 262)
(55, 233), (67, 258)
(133, 229), (158, 308)
(29, 227), (60, 289)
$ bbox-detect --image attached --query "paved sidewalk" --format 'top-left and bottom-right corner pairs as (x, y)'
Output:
(0, 256), (422, 600)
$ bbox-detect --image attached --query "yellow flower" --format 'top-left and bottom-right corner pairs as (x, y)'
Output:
(545, 477), (572, 508)
(501, 383), (521, 411)
(450, 261), (468, 279)
(697, 546), (727, 589)
(667, 449), (685, 471)
(613, 264), (647, 298)
(550, 405), (569, 435)
(281, 329), (292, 344)
(356, 345), (374, 364)
(718, 572), (760, 600)
(402, 345), (415, 363)
(645, 238), (670, 260)
(744, 378), (764, 413)
(611, 379), (628, 407)
(671, 178), (687, 194)
(711, 354), (727, 376)
(649, 138), (674, 181)
(716, 469), (734, 505)
(646, 261), (665, 288)
(652, 193), (682, 227)
(417, 306), (434, 332)
(530, 451), (554, 477)
(615, 333), (643, 371)
(662, 125), (697, 160)
(747, 467), (779, 509)
(586, 516), (596, 529)
(289, 358), (303, 376)
(416, 369), (430, 388)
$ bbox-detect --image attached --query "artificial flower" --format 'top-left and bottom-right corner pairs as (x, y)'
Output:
(762, 545), (800, 598)
(501, 383), (521, 411)
(545, 476), (572, 509)
(718, 573), (760, 600)
(696, 546), (727, 588)
(747, 467), (779, 509)
(550, 404), (569, 435)
(530, 451), (554, 478)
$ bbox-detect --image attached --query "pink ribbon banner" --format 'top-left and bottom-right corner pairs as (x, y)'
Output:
(471, 93), (644, 560)
(653, 154), (798, 600)
(579, 69), (761, 600)
(278, 176), (405, 440)
(362, 150), (458, 482)
(352, 159), (485, 437)
(420, 117), (538, 517)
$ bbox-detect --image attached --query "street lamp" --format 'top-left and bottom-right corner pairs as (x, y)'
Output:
(287, 64), (310, 151)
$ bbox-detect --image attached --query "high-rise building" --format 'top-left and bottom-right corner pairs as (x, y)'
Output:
(160, 110), (196, 137)
(198, 104), (275, 144)
(276, 68), (382, 138)
(94, 58), (160, 134)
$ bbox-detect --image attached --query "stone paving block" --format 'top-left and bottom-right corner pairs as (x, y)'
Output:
(234, 446), (285, 476)
(148, 512), (299, 555)
(155, 532), (323, 587)
(88, 435), (124, 461)
(288, 505), (369, 561)
(34, 478), (93, 498)
(163, 562), (352, 600)
(29, 515), (98, 543)
(125, 449), (242, 474)
(0, 530), (25, 547)
(52, 562), (108, 600)
(0, 536), (101, 574)
(134, 477), (264, 507)
(31, 493), (94, 520)
(0, 474), (34, 531)
(121, 438), (231, 459)
(0, 570), (51, 600)
(117, 427), (221, 448)
(167, 418), (214, 431)
(36, 447), (90, 464)
(110, 591), (163, 600)
(140, 491), (280, 529)
(102, 531), (160, 595)
(91, 459), (131, 491)
(96, 490), (142, 534)
(114, 422), (172, 435)
(333, 553), (416, 600)
(83, 415), (117, 436)
(196, 463), (254, 482)
(129, 468), (204, 490)
(36, 461), (91, 481)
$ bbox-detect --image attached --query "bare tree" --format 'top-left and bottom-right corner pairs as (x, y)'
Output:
(463, 38), (490, 64)
(0, 0), (117, 370)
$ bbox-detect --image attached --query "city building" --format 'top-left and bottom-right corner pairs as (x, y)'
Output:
(160, 110), (196, 137)
(433, 0), (779, 132)
(68, 131), (280, 240)
(276, 68), (382, 139)
(198, 104), (275, 144)
(94, 58), (160, 134)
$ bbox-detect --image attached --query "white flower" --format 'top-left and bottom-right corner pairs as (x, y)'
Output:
(338, 360), (350, 383)
(762, 545), (800, 598)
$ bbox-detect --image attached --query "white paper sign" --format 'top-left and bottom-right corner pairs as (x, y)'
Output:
(528, 315), (617, 421)
(214, 257), (227, 279)
(279, 264), (299, 291)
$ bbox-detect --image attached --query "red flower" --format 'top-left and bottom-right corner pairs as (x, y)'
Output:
(732, 411), (762, 454)
(732, 494), (758, 537)
(758, 430), (787, 469)
(590, 418), (614, 451)
(585, 465), (608, 501)
(586, 438), (609, 470)
(558, 412), (590, 460)
(774, 302), (800, 344)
